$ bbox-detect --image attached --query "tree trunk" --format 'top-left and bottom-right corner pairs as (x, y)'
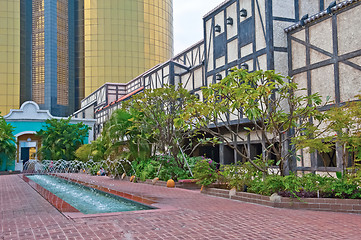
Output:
(281, 133), (290, 176)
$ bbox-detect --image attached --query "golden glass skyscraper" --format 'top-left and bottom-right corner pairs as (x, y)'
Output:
(0, 0), (173, 116)
(0, 0), (20, 115)
(83, 0), (173, 97)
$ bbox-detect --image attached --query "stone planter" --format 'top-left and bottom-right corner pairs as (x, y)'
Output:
(201, 187), (361, 214)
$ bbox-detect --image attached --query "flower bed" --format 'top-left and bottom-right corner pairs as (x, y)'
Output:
(201, 187), (361, 214)
(120, 176), (200, 190)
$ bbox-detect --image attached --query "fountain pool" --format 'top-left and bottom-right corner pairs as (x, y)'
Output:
(26, 175), (155, 214)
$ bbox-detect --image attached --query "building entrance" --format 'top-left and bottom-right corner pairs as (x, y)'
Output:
(19, 141), (37, 166)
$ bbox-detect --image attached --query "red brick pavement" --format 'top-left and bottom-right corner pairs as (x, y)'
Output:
(1, 174), (361, 240)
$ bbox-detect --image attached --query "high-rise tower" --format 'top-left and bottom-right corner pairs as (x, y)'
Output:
(82, 0), (174, 97)
(29, 0), (76, 116)
(0, 0), (20, 115)
(0, 0), (173, 116)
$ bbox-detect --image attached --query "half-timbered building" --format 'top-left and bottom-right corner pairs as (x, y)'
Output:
(73, 0), (361, 173)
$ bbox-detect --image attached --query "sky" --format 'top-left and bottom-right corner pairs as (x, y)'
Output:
(173, 0), (224, 55)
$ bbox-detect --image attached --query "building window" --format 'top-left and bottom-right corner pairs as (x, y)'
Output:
(317, 145), (337, 167)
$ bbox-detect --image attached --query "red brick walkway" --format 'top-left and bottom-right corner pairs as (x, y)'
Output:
(1, 174), (361, 239)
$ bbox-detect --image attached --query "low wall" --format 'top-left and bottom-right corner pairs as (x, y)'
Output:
(121, 176), (200, 190)
(202, 188), (361, 214)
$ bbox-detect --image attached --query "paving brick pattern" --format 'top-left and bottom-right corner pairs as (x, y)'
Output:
(1, 174), (361, 239)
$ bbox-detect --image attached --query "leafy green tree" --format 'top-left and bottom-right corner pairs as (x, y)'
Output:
(75, 144), (92, 162)
(0, 114), (16, 170)
(177, 69), (326, 176)
(102, 109), (151, 161)
(122, 84), (199, 170)
(88, 136), (108, 162)
(37, 118), (90, 160)
(295, 96), (361, 173)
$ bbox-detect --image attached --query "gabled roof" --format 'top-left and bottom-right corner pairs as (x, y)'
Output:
(4, 101), (95, 125)
(285, 0), (360, 33)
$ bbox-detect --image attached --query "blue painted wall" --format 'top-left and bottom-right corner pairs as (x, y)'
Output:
(7, 121), (89, 144)
(1, 121), (46, 171)
(7, 121), (47, 136)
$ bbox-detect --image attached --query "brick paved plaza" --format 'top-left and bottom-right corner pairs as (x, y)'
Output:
(1, 174), (361, 240)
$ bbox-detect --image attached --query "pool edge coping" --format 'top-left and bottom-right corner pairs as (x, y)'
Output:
(21, 174), (179, 219)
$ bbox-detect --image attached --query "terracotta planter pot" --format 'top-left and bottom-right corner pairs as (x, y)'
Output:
(166, 179), (175, 188)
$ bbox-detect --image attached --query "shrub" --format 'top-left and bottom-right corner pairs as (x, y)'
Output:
(247, 174), (284, 195)
(131, 155), (195, 182)
(132, 158), (160, 181)
(220, 164), (244, 190)
(220, 162), (257, 191)
(75, 144), (92, 162)
(90, 164), (100, 175)
(300, 173), (324, 193)
(157, 155), (187, 181)
(320, 175), (361, 199)
(193, 159), (218, 186)
(247, 172), (361, 199)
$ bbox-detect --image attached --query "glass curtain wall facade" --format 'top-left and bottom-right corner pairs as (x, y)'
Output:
(56, 0), (69, 106)
(83, 0), (173, 97)
(0, 0), (173, 116)
(32, 0), (45, 105)
(0, 0), (20, 115)
(75, 0), (85, 109)
(30, 0), (75, 116)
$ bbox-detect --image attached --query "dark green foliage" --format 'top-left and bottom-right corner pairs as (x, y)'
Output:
(80, 85), (200, 181)
(220, 161), (259, 190)
(123, 84), (199, 169)
(132, 157), (160, 181)
(247, 174), (283, 195)
(318, 176), (361, 199)
(37, 118), (90, 160)
(193, 158), (218, 186)
(75, 144), (92, 162)
(157, 155), (193, 181)
(245, 172), (361, 199)
(86, 136), (108, 162)
(132, 155), (196, 181)
(102, 109), (151, 161)
(0, 115), (16, 169)
(216, 160), (361, 198)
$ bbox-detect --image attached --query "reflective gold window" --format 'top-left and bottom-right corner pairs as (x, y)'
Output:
(83, 0), (173, 97)
(0, 0), (20, 115)
(57, 0), (69, 106)
(32, 0), (45, 104)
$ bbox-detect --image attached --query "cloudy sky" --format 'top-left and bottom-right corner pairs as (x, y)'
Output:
(173, 0), (224, 54)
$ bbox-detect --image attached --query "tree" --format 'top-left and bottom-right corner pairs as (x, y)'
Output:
(101, 109), (151, 161)
(295, 96), (361, 173)
(122, 84), (198, 169)
(0, 114), (16, 170)
(75, 144), (92, 162)
(37, 118), (90, 160)
(177, 69), (326, 176)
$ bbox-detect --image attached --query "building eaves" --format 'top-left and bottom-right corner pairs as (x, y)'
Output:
(94, 86), (144, 113)
(284, 0), (360, 33)
(172, 40), (204, 58)
(203, 0), (232, 19)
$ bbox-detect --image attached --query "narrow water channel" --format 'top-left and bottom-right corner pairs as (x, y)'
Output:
(27, 175), (153, 214)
